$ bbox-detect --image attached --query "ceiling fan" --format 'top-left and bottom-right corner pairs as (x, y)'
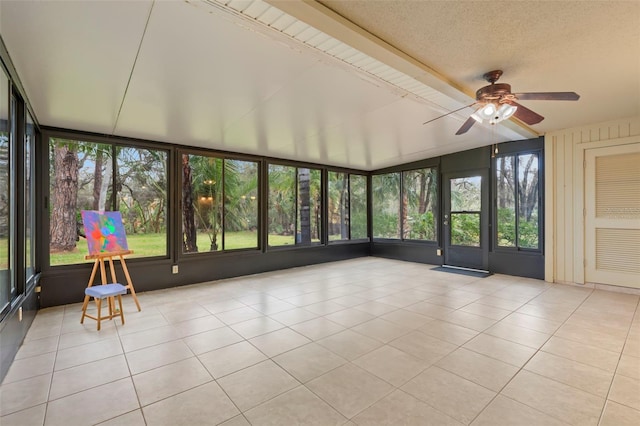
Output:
(424, 70), (580, 135)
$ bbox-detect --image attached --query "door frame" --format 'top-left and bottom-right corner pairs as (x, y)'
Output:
(442, 169), (490, 271)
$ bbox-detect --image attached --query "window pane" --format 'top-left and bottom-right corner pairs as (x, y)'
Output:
(0, 71), (10, 310)
(372, 173), (400, 238)
(450, 176), (481, 212)
(518, 153), (539, 249)
(496, 155), (516, 247)
(350, 174), (368, 240)
(224, 159), (258, 250)
(181, 154), (222, 253)
(268, 164), (296, 246)
(328, 171), (349, 241)
(451, 213), (480, 246)
(49, 138), (112, 266)
(403, 168), (437, 240)
(116, 147), (168, 257)
(297, 168), (321, 244)
(25, 112), (35, 279)
(9, 95), (15, 296)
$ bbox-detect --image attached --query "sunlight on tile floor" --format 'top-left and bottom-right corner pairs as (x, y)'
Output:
(1, 258), (639, 425)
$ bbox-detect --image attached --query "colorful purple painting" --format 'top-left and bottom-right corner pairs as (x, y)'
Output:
(81, 210), (129, 255)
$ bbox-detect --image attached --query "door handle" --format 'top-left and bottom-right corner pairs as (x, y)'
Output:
(443, 220), (448, 226)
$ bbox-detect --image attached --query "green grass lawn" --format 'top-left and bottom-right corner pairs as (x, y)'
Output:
(48, 231), (295, 266)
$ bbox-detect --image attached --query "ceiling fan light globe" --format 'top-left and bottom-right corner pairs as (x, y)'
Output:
(498, 103), (517, 120)
(481, 103), (496, 118)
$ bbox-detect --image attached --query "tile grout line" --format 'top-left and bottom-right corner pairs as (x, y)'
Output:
(595, 294), (640, 425)
(466, 284), (596, 425)
(5, 260), (639, 425)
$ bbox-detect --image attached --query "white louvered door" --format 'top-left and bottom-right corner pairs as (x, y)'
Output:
(585, 143), (640, 288)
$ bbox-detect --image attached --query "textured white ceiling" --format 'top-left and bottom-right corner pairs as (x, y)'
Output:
(1, 0), (638, 170)
(315, 0), (640, 132)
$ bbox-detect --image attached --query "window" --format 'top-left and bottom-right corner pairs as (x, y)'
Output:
(495, 152), (540, 250)
(372, 173), (400, 239)
(350, 174), (368, 240)
(181, 153), (259, 253)
(224, 159), (258, 250)
(181, 154), (222, 253)
(268, 164), (322, 247)
(24, 112), (36, 282)
(268, 164), (295, 246)
(116, 146), (168, 257)
(328, 172), (369, 241)
(450, 176), (482, 247)
(297, 168), (321, 244)
(48, 137), (169, 265)
(0, 69), (11, 311)
(373, 169), (437, 241)
(403, 168), (437, 241)
(328, 171), (349, 241)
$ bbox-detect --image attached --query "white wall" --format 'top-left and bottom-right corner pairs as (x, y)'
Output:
(545, 116), (640, 287)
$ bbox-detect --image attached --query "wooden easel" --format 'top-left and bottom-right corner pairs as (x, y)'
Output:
(82, 249), (141, 312)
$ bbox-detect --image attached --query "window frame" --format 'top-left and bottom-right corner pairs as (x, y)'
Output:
(347, 173), (369, 242)
(492, 148), (543, 253)
(266, 162), (323, 249)
(43, 130), (172, 269)
(179, 148), (261, 256)
(0, 71), (13, 314)
(402, 167), (438, 243)
(327, 171), (369, 243)
(372, 166), (439, 243)
(24, 110), (36, 285)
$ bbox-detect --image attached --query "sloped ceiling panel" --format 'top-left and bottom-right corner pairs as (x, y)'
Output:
(0, 1), (153, 134)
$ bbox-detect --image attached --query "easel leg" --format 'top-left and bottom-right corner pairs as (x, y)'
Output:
(117, 295), (125, 325)
(98, 258), (115, 314)
(119, 255), (141, 311)
(81, 260), (100, 315)
(95, 297), (102, 331)
(107, 257), (118, 314)
(81, 296), (89, 324)
(99, 258), (108, 284)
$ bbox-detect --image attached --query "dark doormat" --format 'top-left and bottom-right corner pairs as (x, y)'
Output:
(431, 266), (492, 278)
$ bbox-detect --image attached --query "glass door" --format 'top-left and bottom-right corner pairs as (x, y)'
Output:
(443, 170), (489, 271)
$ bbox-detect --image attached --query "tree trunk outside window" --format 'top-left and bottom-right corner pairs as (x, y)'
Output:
(50, 143), (79, 252)
(298, 168), (311, 243)
(182, 154), (198, 252)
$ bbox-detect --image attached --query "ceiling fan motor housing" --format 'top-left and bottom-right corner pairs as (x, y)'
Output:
(476, 83), (512, 103)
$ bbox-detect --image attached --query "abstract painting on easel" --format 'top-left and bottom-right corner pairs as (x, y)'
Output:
(81, 210), (129, 255)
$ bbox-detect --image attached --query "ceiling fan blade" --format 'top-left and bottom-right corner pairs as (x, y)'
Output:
(514, 92), (580, 101)
(455, 116), (477, 135)
(510, 101), (544, 125)
(423, 103), (476, 125)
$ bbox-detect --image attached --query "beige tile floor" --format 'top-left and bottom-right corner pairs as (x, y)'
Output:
(1, 258), (639, 425)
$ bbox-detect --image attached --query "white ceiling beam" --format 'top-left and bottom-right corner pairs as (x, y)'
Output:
(265, 0), (537, 138)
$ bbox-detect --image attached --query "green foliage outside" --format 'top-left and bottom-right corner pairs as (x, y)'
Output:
(372, 173), (400, 238)
(450, 213), (480, 246)
(407, 211), (436, 241)
(350, 209), (368, 240)
(497, 207), (539, 249)
(0, 240), (6, 269)
(373, 212), (399, 238)
(497, 208), (517, 247)
(518, 215), (539, 249)
(372, 169), (437, 241)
